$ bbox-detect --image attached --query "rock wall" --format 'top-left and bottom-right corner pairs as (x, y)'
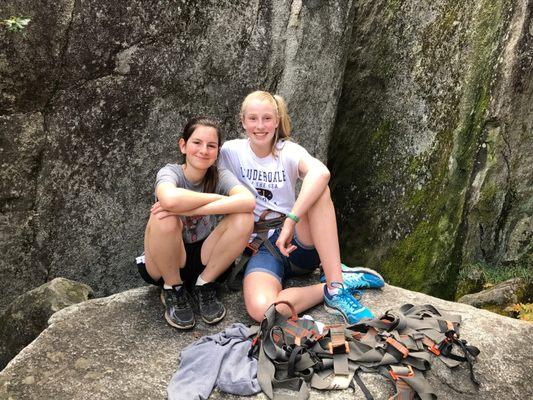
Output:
(1, 0), (531, 309)
(0, 0), (356, 309)
(329, 0), (532, 298)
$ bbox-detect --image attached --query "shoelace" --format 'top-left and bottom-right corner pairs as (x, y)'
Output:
(168, 288), (189, 310)
(338, 289), (364, 313)
(198, 284), (218, 305)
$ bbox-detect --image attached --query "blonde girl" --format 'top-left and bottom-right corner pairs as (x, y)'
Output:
(219, 92), (383, 323)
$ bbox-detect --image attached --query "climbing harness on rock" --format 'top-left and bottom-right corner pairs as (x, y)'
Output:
(249, 301), (480, 399)
(226, 211), (287, 290)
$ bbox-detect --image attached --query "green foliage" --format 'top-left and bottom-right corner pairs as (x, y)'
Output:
(2, 16), (31, 32)
(481, 260), (532, 287)
(516, 304), (533, 322)
(457, 257), (532, 298)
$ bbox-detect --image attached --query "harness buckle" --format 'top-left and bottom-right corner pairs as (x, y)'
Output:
(245, 240), (261, 256)
(328, 342), (350, 355)
(385, 337), (409, 359)
(429, 344), (441, 356)
(441, 320), (458, 339)
(389, 365), (414, 381)
(422, 336), (441, 356)
(245, 244), (258, 256)
(327, 325), (350, 355)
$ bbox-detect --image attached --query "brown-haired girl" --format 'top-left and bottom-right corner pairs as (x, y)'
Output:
(138, 117), (255, 329)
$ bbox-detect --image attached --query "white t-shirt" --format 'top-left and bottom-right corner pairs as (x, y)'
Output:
(219, 139), (312, 221)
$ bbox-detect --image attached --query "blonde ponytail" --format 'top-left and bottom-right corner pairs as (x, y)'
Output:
(273, 94), (291, 140)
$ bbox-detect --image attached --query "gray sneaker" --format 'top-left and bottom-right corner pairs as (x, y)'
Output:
(192, 282), (226, 324)
(160, 285), (195, 329)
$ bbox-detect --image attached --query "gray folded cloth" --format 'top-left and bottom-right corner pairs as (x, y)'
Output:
(167, 323), (260, 400)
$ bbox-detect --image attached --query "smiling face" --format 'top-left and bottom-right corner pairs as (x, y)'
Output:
(241, 98), (279, 156)
(179, 125), (219, 172)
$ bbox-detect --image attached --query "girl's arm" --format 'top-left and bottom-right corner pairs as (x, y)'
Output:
(291, 156), (331, 217)
(155, 182), (225, 214)
(181, 185), (255, 216)
(275, 156), (330, 256)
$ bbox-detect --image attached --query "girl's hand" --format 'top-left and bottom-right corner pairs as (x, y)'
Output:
(276, 218), (298, 257)
(151, 202), (179, 220)
(151, 201), (164, 214)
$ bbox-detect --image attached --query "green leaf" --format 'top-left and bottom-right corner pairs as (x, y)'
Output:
(517, 303), (533, 322)
(3, 16), (31, 32)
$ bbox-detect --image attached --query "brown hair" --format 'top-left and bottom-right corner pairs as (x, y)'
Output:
(181, 117), (222, 193)
(240, 90), (291, 155)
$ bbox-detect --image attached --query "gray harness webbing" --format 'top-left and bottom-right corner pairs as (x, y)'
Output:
(250, 302), (480, 400)
(227, 212), (286, 290)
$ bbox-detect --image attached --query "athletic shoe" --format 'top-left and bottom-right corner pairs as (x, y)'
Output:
(324, 282), (374, 324)
(192, 282), (226, 324)
(320, 264), (385, 293)
(160, 285), (195, 330)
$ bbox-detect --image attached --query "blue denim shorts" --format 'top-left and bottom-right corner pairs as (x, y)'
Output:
(244, 229), (320, 284)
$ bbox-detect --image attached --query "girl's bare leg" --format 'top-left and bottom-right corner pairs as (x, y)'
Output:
(244, 187), (343, 322)
(200, 212), (254, 282)
(295, 186), (343, 284)
(144, 213), (186, 286)
(243, 271), (325, 322)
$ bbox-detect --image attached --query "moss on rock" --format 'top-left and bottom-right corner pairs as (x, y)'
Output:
(330, 0), (513, 298)
(455, 263), (487, 299)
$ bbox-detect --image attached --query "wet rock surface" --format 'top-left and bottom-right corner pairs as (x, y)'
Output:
(0, 278), (531, 399)
(329, 0), (532, 297)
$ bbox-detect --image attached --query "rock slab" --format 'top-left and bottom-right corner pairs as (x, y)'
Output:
(458, 277), (531, 313)
(0, 280), (531, 399)
(0, 277), (93, 370)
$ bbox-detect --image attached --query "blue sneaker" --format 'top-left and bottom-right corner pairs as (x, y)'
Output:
(320, 264), (385, 294)
(324, 282), (374, 324)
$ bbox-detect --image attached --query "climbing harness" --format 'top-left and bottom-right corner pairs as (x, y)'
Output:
(249, 301), (480, 400)
(227, 210), (287, 290)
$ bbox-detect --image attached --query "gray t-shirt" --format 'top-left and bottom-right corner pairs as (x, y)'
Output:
(156, 164), (241, 243)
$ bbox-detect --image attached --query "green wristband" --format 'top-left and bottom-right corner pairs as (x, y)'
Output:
(286, 212), (300, 223)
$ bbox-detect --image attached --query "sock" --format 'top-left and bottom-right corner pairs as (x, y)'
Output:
(326, 284), (340, 296)
(164, 283), (182, 290)
(195, 275), (209, 286)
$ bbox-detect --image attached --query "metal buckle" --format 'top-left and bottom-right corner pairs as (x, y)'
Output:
(429, 344), (441, 356)
(328, 342), (350, 354)
(422, 336), (441, 356)
(389, 365), (414, 380)
(327, 325), (350, 354)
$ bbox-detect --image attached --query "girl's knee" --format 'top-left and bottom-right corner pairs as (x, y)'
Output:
(244, 287), (277, 322)
(246, 299), (270, 322)
(150, 215), (183, 235)
(227, 212), (254, 235)
(243, 272), (280, 321)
